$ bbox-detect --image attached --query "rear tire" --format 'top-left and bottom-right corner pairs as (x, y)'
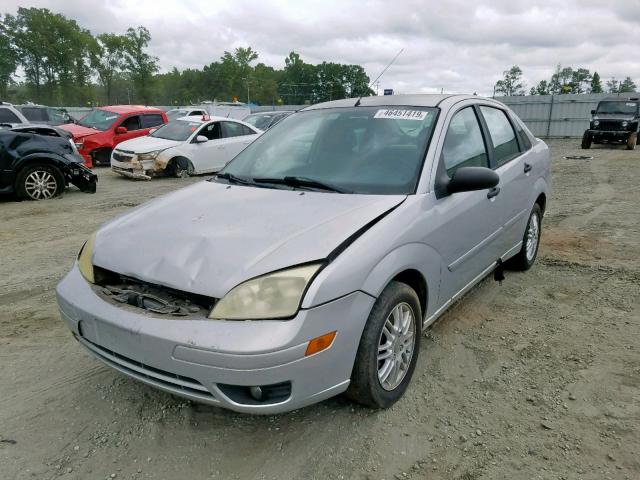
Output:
(627, 132), (637, 150)
(581, 131), (592, 149)
(506, 203), (542, 271)
(16, 164), (65, 200)
(345, 281), (421, 409)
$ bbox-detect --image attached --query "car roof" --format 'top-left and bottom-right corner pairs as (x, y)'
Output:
(302, 94), (488, 111)
(249, 111), (294, 116)
(99, 105), (164, 114)
(175, 115), (248, 124)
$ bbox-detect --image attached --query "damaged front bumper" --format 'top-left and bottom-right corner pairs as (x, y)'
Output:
(56, 265), (374, 414)
(111, 152), (167, 181)
(64, 161), (97, 193)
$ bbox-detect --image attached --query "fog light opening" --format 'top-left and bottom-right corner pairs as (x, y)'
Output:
(249, 386), (263, 401)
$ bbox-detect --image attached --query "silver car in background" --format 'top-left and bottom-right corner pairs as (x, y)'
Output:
(56, 94), (550, 414)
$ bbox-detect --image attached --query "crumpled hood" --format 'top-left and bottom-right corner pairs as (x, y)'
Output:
(59, 123), (102, 140)
(93, 181), (405, 298)
(116, 135), (180, 153)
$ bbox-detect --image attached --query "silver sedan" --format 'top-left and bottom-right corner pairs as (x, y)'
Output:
(56, 94), (550, 413)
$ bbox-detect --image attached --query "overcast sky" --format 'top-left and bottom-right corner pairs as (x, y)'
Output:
(4, 0), (640, 96)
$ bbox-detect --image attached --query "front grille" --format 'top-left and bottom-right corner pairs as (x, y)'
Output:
(113, 151), (133, 162)
(79, 336), (215, 401)
(595, 120), (627, 131)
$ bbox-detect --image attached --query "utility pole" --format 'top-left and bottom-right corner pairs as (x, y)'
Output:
(243, 77), (251, 104)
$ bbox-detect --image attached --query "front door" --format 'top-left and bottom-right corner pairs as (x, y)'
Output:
(427, 106), (506, 302)
(187, 122), (227, 173)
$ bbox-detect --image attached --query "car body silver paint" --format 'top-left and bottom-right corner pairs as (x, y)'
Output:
(57, 94), (550, 413)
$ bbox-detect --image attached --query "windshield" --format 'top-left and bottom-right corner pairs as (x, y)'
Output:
(596, 101), (638, 115)
(150, 119), (200, 141)
(166, 109), (189, 121)
(219, 106), (438, 195)
(244, 113), (277, 130)
(78, 109), (120, 130)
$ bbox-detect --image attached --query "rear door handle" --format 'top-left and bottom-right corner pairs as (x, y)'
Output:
(524, 162), (533, 173)
(487, 187), (500, 199)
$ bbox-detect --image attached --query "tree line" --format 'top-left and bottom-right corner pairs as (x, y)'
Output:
(0, 7), (373, 106)
(495, 65), (637, 97)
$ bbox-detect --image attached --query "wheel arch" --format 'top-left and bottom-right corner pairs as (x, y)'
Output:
(14, 153), (67, 175)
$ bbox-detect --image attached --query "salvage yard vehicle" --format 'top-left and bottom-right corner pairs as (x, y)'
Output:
(0, 102), (29, 126)
(60, 105), (168, 168)
(16, 104), (73, 126)
(57, 94), (549, 413)
(110, 116), (261, 179)
(165, 107), (208, 122)
(0, 129), (97, 200)
(243, 111), (294, 130)
(582, 97), (639, 150)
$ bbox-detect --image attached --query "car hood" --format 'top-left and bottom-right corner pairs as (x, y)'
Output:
(594, 113), (636, 121)
(116, 135), (180, 153)
(93, 181), (405, 298)
(59, 123), (102, 139)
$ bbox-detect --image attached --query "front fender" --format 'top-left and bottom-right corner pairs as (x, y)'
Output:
(15, 152), (68, 171)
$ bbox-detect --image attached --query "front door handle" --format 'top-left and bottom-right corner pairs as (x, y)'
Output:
(487, 187), (500, 199)
(524, 162), (533, 173)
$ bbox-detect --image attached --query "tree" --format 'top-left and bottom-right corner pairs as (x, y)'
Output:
(570, 68), (591, 94)
(590, 72), (603, 93)
(619, 77), (637, 93)
(494, 65), (525, 96)
(280, 52), (318, 104)
(0, 17), (17, 99)
(123, 26), (158, 104)
(530, 80), (550, 96)
(90, 33), (127, 104)
(607, 77), (619, 93)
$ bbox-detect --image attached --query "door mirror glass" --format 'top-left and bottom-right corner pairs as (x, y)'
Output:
(195, 135), (208, 143)
(115, 126), (127, 134)
(590, 109), (596, 115)
(447, 166), (499, 194)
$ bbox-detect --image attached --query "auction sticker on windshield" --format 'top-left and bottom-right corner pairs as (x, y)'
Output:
(374, 109), (427, 121)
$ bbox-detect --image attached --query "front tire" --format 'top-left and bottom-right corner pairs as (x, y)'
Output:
(507, 203), (542, 271)
(16, 164), (65, 200)
(581, 131), (592, 149)
(345, 281), (421, 409)
(627, 132), (637, 150)
(169, 157), (194, 178)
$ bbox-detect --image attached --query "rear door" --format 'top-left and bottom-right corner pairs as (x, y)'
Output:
(477, 106), (535, 256)
(220, 121), (259, 160)
(428, 105), (506, 301)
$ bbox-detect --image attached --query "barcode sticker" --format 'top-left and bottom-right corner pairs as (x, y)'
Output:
(374, 109), (427, 121)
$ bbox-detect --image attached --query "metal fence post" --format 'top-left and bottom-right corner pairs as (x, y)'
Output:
(546, 94), (555, 138)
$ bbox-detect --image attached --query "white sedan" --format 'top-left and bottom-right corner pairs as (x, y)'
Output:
(110, 116), (262, 179)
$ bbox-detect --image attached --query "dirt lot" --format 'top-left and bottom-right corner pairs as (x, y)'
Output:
(1, 139), (639, 480)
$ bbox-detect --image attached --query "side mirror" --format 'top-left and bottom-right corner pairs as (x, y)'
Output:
(195, 135), (208, 143)
(447, 167), (499, 195)
(116, 126), (128, 134)
(590, 109), (596, 115)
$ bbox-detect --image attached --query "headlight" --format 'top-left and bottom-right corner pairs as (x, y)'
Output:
(593, 120), (600, 126)
(77, 232), (96, 283)
(209, 263), (322, 320)
(622, 121), (628, 128)
(138, 150), (162, 161)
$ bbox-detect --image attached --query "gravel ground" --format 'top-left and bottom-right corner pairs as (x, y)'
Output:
(1, 139), (638, 480)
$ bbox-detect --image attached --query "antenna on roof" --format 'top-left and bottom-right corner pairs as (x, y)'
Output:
(354, 48), (404, 107)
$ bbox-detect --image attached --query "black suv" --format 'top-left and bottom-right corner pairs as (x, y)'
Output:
(582, 97), (639, 150)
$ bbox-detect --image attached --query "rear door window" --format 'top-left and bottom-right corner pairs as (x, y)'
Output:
(442, 107), (489, 177)
(141, 114), (164, 128)
(221, 121), (247, 138)
(0, 108), (21, 123)
(479, 106), (520, 167)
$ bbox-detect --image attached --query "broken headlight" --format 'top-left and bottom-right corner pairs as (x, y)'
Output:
(208, 263), (322, 320)
(138, 150), (163, 161)
(77, 232), (97, 283)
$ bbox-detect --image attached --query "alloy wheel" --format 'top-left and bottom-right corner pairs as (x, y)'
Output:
(377, 302), (416, 391)
(24, 170), (58, 200)
(525, 212), (540, 261)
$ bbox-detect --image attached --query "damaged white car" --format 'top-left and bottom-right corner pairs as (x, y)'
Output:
(110, 116), (262, 179)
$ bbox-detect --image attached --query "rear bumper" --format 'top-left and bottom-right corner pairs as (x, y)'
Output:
(56, 266), (375, 414)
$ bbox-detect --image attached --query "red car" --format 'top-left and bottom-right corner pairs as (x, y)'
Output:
(60, 105), (167, 168)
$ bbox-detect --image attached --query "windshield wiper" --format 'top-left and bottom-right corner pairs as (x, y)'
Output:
(214, 172), (255, 186)
(253, 176), (349, 193)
